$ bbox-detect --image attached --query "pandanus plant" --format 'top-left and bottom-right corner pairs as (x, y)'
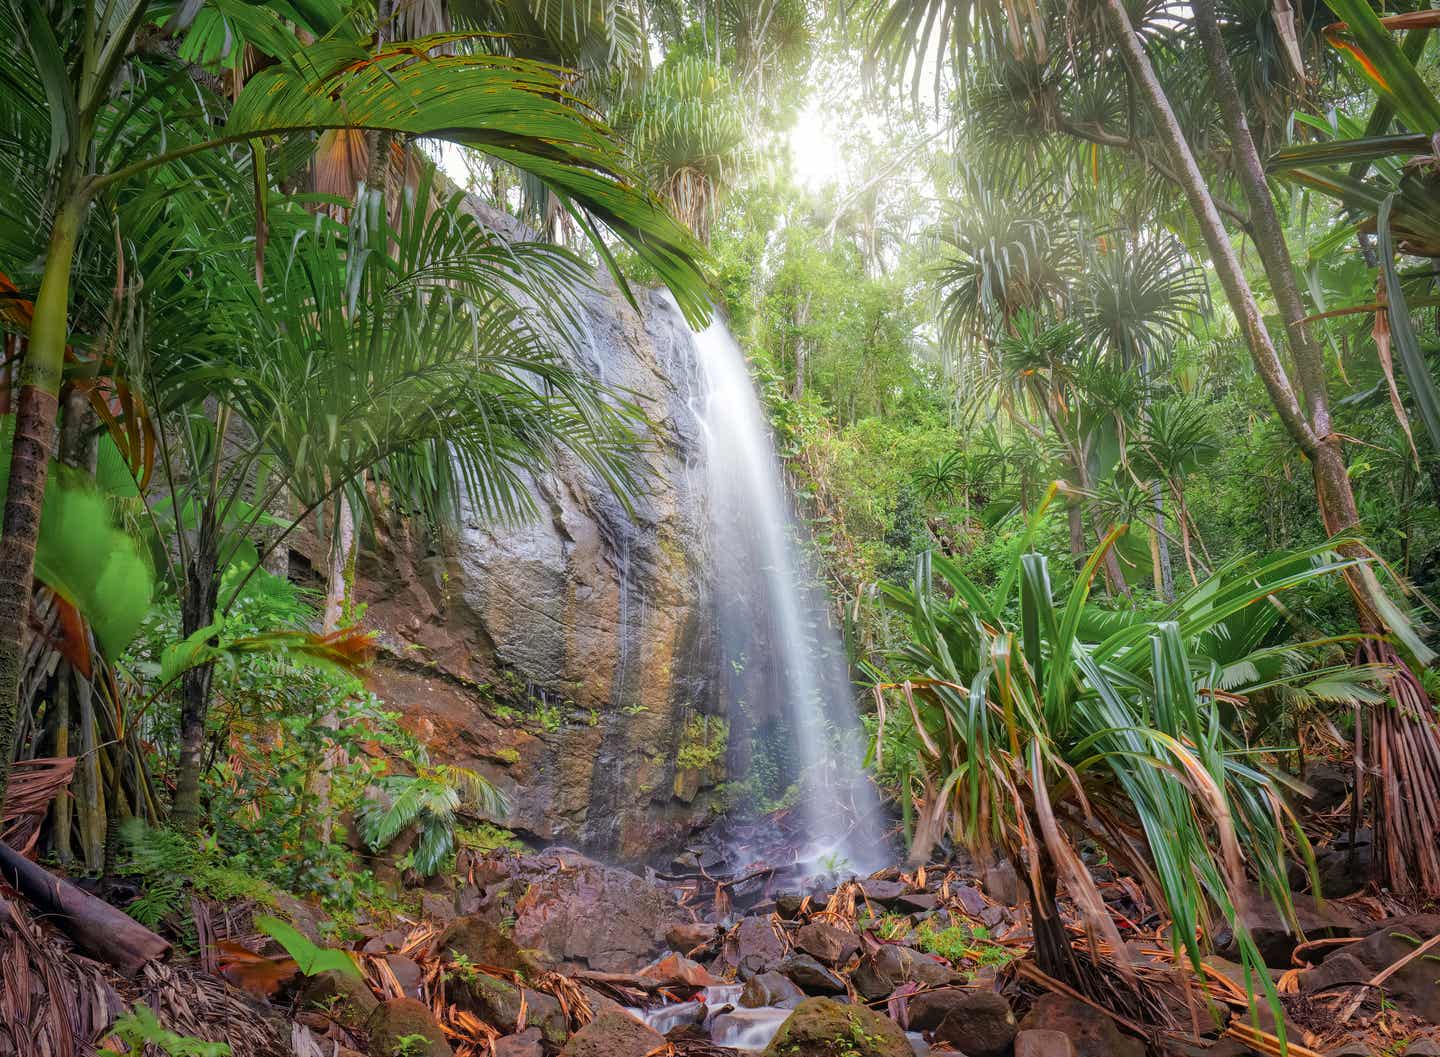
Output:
(866, 487), (1364, 1004)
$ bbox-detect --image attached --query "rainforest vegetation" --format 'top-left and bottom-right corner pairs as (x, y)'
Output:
(2, 0), (1440, 1056)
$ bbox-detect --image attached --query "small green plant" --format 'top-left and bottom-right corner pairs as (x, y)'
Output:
(390, 1034), (431, 1057)
(255, 915), (362, 979)
(621, 702), (648, 715)
(816, 851), (852, 880)
(100, 1004), (231, 1057)
(676, 714), (728, 770)
(456, 821), (525, 855)
(533, 700), (563, 732)
(443, 952), (483, 985)
(357, 749), (508, 876)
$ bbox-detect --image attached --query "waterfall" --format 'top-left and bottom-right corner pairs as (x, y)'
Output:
(686, 310), (888, 874)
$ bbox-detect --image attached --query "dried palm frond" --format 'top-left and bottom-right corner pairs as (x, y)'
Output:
(0, 897), (123, 1057)
(1, 756), (76, 854)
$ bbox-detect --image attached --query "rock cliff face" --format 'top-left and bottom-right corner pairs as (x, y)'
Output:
(344, 282), (727, 861)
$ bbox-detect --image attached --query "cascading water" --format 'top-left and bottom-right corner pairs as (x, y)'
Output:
(686, 311), (888, 874)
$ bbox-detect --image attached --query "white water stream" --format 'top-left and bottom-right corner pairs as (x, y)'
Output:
(687, 313), (888, 873)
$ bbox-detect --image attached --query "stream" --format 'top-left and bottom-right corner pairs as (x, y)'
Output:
(626, 983), (932, 1054)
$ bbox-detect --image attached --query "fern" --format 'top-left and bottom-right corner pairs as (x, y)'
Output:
(356, 756), (508, 877)
(99, 1004), (230, 1057)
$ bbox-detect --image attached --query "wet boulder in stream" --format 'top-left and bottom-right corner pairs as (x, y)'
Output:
(795, 922), (860, 965)
(761, 997), (916, 1057)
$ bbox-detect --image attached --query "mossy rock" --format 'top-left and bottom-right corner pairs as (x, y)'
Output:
(366, 997), (453, 1057)
(297, 968), (378, 1031)
(434, 917), (525, 972)
(762, 997), (915, 1057)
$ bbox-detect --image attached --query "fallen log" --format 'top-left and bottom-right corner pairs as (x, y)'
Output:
(0, 839), (170, 975)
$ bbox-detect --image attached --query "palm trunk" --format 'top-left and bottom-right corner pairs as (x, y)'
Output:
(170, 521), (220, 829)
(0, 197), (84, 810)
(1150, 481), (1174, 600)
(1173, 480), (1200, 586)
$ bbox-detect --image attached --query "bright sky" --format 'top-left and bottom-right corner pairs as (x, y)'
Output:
(787, 100), (846, 192)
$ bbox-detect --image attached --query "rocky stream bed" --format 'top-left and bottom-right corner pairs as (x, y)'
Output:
(12, 827), (1438, 1057)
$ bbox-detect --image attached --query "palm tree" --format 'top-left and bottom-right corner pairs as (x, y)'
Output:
(1131, 398), (1220, 586)
(0, 0), (709, 808)
(868, 0), (1440, 898)
(116, 157), (642, 825)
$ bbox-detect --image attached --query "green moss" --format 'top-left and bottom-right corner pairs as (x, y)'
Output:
(492, 747), (521, 765)
(675, 714), (729, 770)
(456, 822), (525, 854)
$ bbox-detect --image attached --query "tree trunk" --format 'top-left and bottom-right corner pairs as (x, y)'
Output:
(1150, 480), (1174, 600)
(170, 523), (220, 829)
(0, 198), (84, 812)
(1106, 0), (1440, 895)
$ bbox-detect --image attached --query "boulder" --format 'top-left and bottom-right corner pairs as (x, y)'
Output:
(1016, 1029), (1078, 1057)
(666, 922), (719, 952)
(776, 892), (808, 918)
(638, 952), (723, 987)
(508, 854), (682, 973)
(1325, 1042), (1374, 1057)
(366, 998), (453, 1057)
(558, 1010), (666, 1057)
(859, 880), (908, 904)
(982, 861), (1022, 905)
(1019, 994), (1144, 1057)
(851, 944), (956, 1000)
(297, 969), (378, 1032)
(451, 975), (566, 1046)
(795, 922), (861, 966)
(780, 953), (848, 995)
(931, 991), (1016, 1057)
(742, 971), (807, 1010)
(384, 954), (424, 1000)
(952, 885), (987, 916)
(761, 997), (916, 1057)
(1218, 889), (1360, 968)
(1404, 1042), (1440, 1057)
(433, 917), (525, 972)
(1339, 914), (1440, 1021)
(493, 1028), (544, 1057)
(906, 987), (973, 1032)
(1298, 951), (1368, 994)
(724, 917), (789, 978)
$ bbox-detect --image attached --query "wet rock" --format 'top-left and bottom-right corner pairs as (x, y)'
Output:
(1303, 763), (1350, 814)
(508, 854), (682, 972)
(639, 952), (723, 987)
(982, 862), (1022, 905)
(348, 286), (724, 863)
(1341, 914), (1440, 1021)
(761, 997), (916, 1057)
(931, 990), (1016, 1057)
(384, 954), (423, 1000)
(367, 998), (453, 1057)
(897, 893), (938, 912)
(1404, 1042), (1440, 1057)
(781, 953), (848, 995)
(666, 922), (719, 952)
(1019, 994), (1144, 1057)
(297, 969), (378, 1032)
(859, 880), (908, 904)
(1298, 951), (1368, 993)
(725, 917), (788, 978)
(742, 971), (807, 1009)
(1016, 1028), (1078, 1057)
(433, 916), (525, 972)
(952, 885), (987, 916)
(795, 922), (861, 966)
(1316, 848), (1371, 899)
(558, 1009), (666, 1057)
(1218, 889), (1360, 968)
(1325, 1042), (1374, 1057)
(776, 892), (807, 918)
(905, 987), (973, 1032)
(493, 1028), (544, 1057)
(420, 891), (460, 924)
(452, 975), (566, 1046)
(363, 928), (410, 955)
(852, 944), (957, 1000)
(978, 905), (1009, 929)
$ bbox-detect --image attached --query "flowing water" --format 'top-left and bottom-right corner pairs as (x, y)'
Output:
(686, 311), (888, 874)
(628, 985), (930, 1054)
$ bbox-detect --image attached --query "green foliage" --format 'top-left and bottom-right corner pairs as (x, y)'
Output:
(357, 752), (508, 877)
(253, 914), (361, 979)
(866, 495), (1362, 993)
(676, 714), (729, 770)
(120, 821), (280, 934)
(99, 1004), (230, 1057)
